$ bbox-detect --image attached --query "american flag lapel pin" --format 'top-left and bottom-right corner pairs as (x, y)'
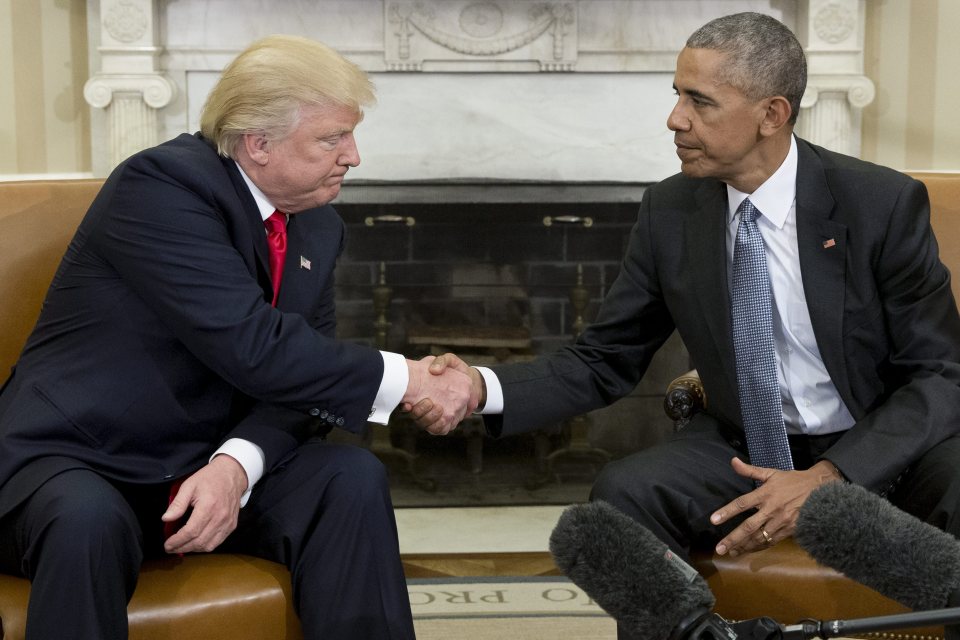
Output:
(300, 255), (311, 270)
(822, 238), (836, 249)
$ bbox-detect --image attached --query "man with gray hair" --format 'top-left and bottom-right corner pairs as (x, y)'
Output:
(419, 12), (960, 638)
(0, 35), (476, 639)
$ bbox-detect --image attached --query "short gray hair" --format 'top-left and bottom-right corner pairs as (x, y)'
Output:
(687, 12), (806, 124)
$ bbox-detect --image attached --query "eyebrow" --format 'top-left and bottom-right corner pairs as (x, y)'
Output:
(673, 84), (716, 104)
(317, 128), (352, 140)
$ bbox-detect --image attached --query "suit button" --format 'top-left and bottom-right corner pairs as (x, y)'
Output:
(320, 410), (329, 419)
(336, 417), (345, 426)
(309, 408), (320, 416)
(326, 415), (336, 424)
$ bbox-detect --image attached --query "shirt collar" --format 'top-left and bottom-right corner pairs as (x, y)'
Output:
(726, 134), (798, 229)
(235, 162), (281, 223)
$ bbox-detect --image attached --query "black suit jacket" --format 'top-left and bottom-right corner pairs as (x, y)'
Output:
(0, 133), (383, 518)
(487, 138), (960, 492)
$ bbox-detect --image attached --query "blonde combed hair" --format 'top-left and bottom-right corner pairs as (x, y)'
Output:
(200, 35), (376, 158)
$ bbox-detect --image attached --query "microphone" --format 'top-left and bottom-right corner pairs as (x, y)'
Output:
(795, 481), (960, 611)
(549, 500), (727, 639)
(551, 492), (960, 640)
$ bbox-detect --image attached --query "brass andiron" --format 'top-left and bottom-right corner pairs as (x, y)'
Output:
(372, 261), (392, 351)
(362, 219), (436, 491)
(529, 216), (611, 489)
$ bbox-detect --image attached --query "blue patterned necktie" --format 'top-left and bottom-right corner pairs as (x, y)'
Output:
(731, 198), (793, 471)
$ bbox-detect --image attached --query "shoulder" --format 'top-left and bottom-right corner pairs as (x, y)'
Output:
(798, 138), (918, 201)
(110, 133), (235, 198)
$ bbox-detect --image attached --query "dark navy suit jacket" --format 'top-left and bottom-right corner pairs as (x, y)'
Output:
(486, 138), (960, 492)
(0, 133), (383, 518)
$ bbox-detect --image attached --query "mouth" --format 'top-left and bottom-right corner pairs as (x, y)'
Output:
(674, 141), (699, 159)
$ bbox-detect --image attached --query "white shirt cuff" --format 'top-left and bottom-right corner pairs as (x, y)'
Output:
(474, 366), (504, 414)
(211, 438), (265, 507)
(369, 351), (408, 425)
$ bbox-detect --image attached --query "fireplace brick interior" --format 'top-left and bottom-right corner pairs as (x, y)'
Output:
(334, 199), (688, 453)
(328, 198), (690, 503)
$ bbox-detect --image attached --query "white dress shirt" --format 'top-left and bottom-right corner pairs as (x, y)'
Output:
(725, 136), (853, 435)
(479, 136), (854, 437)
(214, 166), (407, 505)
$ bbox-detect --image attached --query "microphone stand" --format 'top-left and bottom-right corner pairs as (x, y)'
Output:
(780, 606), (960, 639)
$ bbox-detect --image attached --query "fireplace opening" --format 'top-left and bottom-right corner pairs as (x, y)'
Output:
(328, 196), (688, 507)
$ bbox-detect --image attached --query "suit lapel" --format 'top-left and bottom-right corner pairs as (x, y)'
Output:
(220, 156), (274, 297)
(276, 214), (330, 314)
(689, 180), (738, 382)
(795, 141), (854, 405)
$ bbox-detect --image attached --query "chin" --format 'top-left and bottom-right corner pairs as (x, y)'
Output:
(319, 187), (341, 205)
(678, 162), (702, 177)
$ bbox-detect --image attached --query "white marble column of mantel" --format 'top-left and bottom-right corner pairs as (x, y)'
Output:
(84, 0), (176, 171)
(795, 0), (875, 157)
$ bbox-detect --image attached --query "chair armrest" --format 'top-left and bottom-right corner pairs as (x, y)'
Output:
(663, 369), (705, 431)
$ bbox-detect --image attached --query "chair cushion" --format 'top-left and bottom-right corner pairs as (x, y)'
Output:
(0, 554), (301, 640)
(693, 538), (942, 638)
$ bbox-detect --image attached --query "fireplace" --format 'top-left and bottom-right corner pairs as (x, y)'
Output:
(327, 188), (688, 506)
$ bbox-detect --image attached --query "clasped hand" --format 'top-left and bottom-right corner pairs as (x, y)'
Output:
(403, 354), (483, 435)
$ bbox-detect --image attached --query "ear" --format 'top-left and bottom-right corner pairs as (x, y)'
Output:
(758, 96), (793, 137)
(242, 133), (271, 166)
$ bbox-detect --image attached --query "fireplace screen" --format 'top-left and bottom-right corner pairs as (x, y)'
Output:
(329, 199), (687, 507)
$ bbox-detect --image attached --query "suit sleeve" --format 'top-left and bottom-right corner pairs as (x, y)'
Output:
(823, 178), (960, 491)
(222, 223), (347, 471)
(92, 153), (384, 434)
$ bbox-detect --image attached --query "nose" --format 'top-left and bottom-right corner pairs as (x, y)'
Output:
(340, 133), (361, 167)
(666, 100), (689, 132)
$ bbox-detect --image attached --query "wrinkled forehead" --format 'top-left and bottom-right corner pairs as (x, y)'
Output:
(674, 47), (743, 93)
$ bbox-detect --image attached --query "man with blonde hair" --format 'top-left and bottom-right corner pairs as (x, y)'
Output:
(0, 35), (471, 639)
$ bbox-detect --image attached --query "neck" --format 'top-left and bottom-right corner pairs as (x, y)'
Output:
(727, 132), (793, 194)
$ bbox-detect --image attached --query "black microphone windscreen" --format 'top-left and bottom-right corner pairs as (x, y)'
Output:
(549, 500), (715, 638)
(795, 481), (960, 610)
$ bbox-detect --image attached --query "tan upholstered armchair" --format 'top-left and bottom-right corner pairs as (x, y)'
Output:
(660, 171), (960, 638)
(665, 366), (947, 637)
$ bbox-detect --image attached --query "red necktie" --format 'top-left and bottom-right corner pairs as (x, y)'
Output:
(264, 210), (287, 306)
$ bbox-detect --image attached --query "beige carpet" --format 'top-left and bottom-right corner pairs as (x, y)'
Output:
(409, 577), (616, 639)
(414, 616), (615, 639)
(407, 578), (862, 640)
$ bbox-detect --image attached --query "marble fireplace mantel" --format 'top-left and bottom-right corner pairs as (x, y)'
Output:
(84, 0), (874, 198)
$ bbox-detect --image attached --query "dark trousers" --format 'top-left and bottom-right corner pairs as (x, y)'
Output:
(0, 440), (415, 640)
(589, 416), (960, 639)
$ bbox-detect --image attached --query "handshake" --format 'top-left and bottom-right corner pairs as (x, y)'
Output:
(402, 354), (482, 435)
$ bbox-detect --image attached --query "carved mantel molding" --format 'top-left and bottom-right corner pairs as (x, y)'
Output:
(802, 74), (876, 110)
(84, 73), (176, 110)
(384, 1), (577, 71)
